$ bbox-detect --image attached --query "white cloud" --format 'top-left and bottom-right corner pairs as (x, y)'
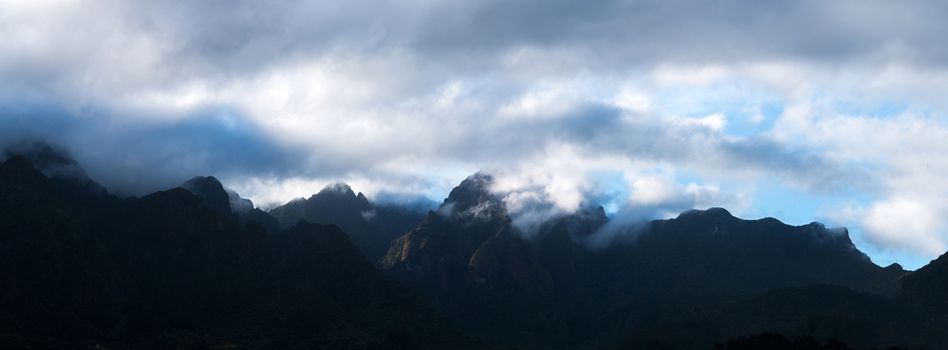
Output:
(628, 174), (678, 206)
(671, 113), (727, 132)
(862, 198), (946, 256)
(732, 63), (948, 261)
(652, 64), (729, 87)
(489, 144), (631, 217)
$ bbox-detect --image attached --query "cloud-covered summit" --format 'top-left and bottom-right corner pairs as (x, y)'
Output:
(2, 0), (948, 268)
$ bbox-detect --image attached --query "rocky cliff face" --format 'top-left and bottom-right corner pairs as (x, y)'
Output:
(382, 173), (540, 290)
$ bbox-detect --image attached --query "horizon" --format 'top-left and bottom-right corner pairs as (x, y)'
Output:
(3, 0), (948, 270)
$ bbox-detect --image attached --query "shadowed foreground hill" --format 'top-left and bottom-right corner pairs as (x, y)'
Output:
(0, 155), (483, 350)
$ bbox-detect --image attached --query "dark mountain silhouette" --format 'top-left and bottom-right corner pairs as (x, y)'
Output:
(588, 208), (904, 305)
(378, 174), (932, 349)
(902, 252), (948, 313)
(180, 176), (233, 214)
(383, 173), (513, 288)
(3, 142), (108, 201)
(179, 175), (281, 233)
(381, 173), (571, 347)
(269, 183), (428, 262)
(0, 155), (483, 350)
(7, 146), (948, 349)
(898, 252), (948, 346)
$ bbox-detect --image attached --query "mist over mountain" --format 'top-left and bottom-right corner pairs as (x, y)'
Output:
(2, 142), (109, 200)
(379, 174), (916, 348)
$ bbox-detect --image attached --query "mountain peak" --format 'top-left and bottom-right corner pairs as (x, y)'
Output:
(677, 207), (735, 220)
(885, 262), (904, 271)
(647, 208), (866, 260)
(3, 142), (82, 178)
(440, 172), (503, 217)
(560, 205), (609, 237)
(2, 150), (110, 206)
(455, 172), (494, 194)
(3, 142), (108, 198)
(316, 182), (357, 197)
(306, 182), (371, 209)
(183, 175), (223, 188)
(181, 176), (232, 214)
(800, 222), (859, 249)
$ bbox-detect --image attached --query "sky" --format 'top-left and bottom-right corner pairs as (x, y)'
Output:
(2, 0), (948, 269)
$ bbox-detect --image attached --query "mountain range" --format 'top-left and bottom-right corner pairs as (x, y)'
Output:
(2, 145), (948, 349)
